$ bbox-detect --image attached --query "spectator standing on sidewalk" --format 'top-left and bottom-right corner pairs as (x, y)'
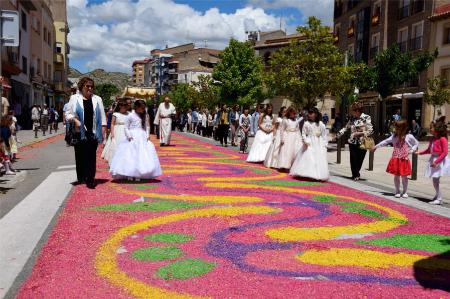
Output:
(372, 120), (419, 199)
(1, 94), (10, 117)
(216, 104), (230, 147)
(48, 106), (56, 134)
(230, 105), (240, 146)
(417, 120), (449, 205)
(41, 104), (49, 136)
(411, 119), (421, 139)
(191, 108), (199, 133)
(31, 105), (41, 138)
(251, 104), (264, 137)
(337, 102), (374, 181)
(66, 77), (107, 189)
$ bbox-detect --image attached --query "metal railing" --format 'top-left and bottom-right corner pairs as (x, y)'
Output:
(397, 41), (407, 53)
(398, 5), (410, 19)
(409, 36), (422, 51)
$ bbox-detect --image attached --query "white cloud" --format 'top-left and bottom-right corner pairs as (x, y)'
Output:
(248, 0), (334, 25)
(67, 0), (281, 73)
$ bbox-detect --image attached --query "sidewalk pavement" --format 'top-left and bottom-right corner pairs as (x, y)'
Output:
(1, 127), (64, 191)
(327, 142), (449, 205)
(16, 124), (64, 148)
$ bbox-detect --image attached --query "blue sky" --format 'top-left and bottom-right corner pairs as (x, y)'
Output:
(68, 0), (332, 73)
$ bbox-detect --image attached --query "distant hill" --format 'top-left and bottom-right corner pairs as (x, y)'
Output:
(68, 67), (132, 91)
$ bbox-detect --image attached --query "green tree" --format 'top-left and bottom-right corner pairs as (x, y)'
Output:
(95, 83), (121, 108)
(212, 39), (264, 106)
(365, 45), (437, 99)
(266, 16), (353, 108)
(424, 76), (450, 119)
(166, 83), (196, 111)
(190, 75), (220, 109)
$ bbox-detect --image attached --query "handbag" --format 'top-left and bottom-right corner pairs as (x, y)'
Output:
(360, 136), (375, 150)
(65, 122), (81, 146)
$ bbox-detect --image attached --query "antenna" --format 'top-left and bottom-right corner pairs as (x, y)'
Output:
(203, 39), (208, 48)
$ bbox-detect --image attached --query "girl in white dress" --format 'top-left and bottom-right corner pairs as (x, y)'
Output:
(278, 107), (303, 170)
(102, 99), (129, 162)
(110, 100), (162, 180)
(247, 104), (274, 163)
(264, 106), (286, 168)
(290, 107), (329, 181)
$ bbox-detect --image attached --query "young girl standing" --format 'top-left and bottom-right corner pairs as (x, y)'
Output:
(277, 107), (302, 170)
(417, 121), (449, 205)
(247, 104), (274, 163)
(102, 99), (129, 162)
(264, 106), (286, 168)
(110, 100), (162, 180)
(290, 108), (329, 181)
(372, 120), (419, 198)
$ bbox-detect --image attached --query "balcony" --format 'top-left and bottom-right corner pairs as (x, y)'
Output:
(398, 5), (410, 20)
(54, 53), (64, 64)
(397, 41), (407, 53)
(409, 36), (422, 51)
(347, 26), (355, 38)
(370, 46), (379, 59)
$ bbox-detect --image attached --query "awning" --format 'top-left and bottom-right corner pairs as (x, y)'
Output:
(122, 86), (156, 98)
(389, 92), (424, 99)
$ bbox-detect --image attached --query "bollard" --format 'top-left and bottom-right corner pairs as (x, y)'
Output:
(411, 152), (418, 180)
(368, 150), (374, 171)
(337, 137), (341, 164)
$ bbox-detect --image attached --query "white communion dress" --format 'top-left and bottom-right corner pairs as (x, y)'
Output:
(247, 115), (274, 162)
(110, 112), (162, 179)
(277, 118), (302, 169)
(264, 117), (283, 168)
(101, 112), (128, 162)
(290, 121), (329, 181)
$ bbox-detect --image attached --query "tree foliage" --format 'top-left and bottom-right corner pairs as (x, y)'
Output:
(424, 76), (450, 118)
(166, 83), (196, 111)
(212, 39), (264, 106)
(190, 75), (220, 109)
(364, 45), (437, 99)
(266, 17), (356, 108)
(95, 83), (121, 108)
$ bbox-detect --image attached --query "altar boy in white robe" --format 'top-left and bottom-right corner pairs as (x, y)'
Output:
(154, 96), (176, 146)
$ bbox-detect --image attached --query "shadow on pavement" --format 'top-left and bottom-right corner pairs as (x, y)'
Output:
(111, 178), (162, 184)
(413, 244), (450, 292)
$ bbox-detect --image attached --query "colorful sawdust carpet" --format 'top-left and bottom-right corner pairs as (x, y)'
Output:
(17, 133), (450, 298)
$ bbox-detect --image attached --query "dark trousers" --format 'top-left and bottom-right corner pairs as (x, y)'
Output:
(74, 137), (98, 184)
(349, 143), (367, 178)
(218, 124), (229, 145)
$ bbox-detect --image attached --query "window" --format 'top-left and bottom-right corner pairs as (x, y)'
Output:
(441, 67), (450, 86)
(410, 21), (423, 50)
(21, 10), (27, 31)
(444, 27), (450, 45)
(348, 15), (356, 37)
(37, 21), (41, 35)
(56, 42), (63, 53)
(397, 27), (408, 52)
(22, 56), (27, 74)
(43, 27), (47, 42)
(44, 61), (47, 78)
(48, 32), (51, 46)
(48, 64), (51, 80)
(370, 33), (380, 59)
(412, 0), (424, 14)
(372, 1), (381, 26)
(37, 58), (41, 74)
(398, 0), (410, 19)
(348, 44), (355, 63)
(334, 24), (341, 43)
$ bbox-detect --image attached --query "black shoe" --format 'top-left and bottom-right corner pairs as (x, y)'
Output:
(86, 182), (96, 189)
(71, 180), (84, 186)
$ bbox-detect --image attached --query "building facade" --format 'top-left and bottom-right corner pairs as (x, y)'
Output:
(428, 2), (450, 123)
(334, 0), (448, 132)
(132, 59), (148, 86)
(0, 0), (70, 126)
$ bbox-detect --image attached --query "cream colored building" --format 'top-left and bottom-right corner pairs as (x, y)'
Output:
(427, 3), (450, 124)
(46, 0), (70, 107)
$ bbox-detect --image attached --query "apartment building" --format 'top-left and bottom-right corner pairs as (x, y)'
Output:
(132, 59), (148, 86)
(0, 0), (70, 126)
(334, 0), (449, 132)
(428, 3), (450, 122)
(46, 0), (71, 106)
